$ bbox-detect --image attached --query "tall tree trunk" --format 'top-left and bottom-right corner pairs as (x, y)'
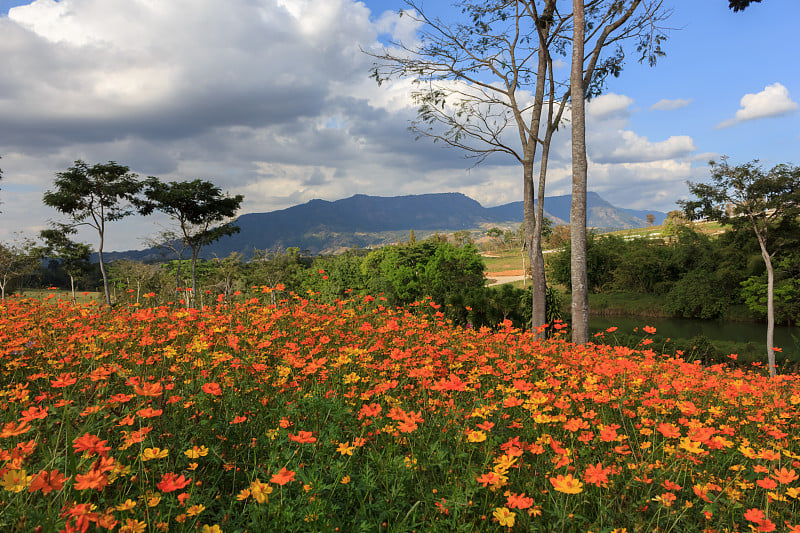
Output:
(191, 251), (198, 309)
(570, 0), (589, 344)
(524, 1), (554, 336)
(754, 226), (776, 376)
(98, 237), (111, 306)
(70, 274), (76, 304)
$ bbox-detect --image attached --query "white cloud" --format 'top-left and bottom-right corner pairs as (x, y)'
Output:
(650, 98), (692, 111)
(717, 82), (798, 129)
(587, 93), (634, 121)
(593, 132), (696, 164)
(0, 0), (707, 249)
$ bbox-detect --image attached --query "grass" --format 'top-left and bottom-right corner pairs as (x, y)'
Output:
(2, 292), (800, 532)
(9, 288), (103, 306)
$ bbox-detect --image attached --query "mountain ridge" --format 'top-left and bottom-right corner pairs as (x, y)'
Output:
(104, 191), (667, 260)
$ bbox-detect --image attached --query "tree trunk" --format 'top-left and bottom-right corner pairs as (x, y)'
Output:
(570, 0), (589, 344)
(191, 251), (198, 309)
(70, 274), (76, 304)
(754, 226), (776, 376)
(98, 243), (111, 306)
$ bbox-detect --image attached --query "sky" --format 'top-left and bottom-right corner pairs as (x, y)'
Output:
(0, 0), (798, 252)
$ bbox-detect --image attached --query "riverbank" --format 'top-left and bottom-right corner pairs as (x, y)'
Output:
(555, 290), (800, 369)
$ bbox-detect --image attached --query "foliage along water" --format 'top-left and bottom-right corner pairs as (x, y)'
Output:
(589, 315), (800, 363)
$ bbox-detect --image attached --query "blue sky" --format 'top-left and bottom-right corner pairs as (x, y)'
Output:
(0, 0), (797, 251)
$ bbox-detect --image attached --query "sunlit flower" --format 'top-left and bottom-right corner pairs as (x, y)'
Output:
(493, 507), (515, 527)
(270, 467), (296, 486)
(1, 469), (29, 492)
(550, 474), (583, 494)
(184, 445), (209, 459)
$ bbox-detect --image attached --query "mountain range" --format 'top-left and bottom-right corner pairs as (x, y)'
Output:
(105, 191), (667, 260)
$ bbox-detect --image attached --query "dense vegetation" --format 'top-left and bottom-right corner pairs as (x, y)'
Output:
(549, 225), (800, 326)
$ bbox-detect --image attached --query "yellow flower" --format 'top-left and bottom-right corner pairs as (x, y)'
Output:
(119, 519), (147, 533)
(187, 504), (205, 517)
(115, 499), (137, 511)
(336, 442), (355, 456)
(1, 469), (29, 493)
(201, 525), (222, 533)
(184, 445), (209, 459)
(341, 475), (351, 484)
(188, 462), (199, 471)
(493, 507), (516, 527)
(403, 456), (418, 469)
(147, 494), (162, 507)
(787, 487), (800, 499)
(466, 430), (486, 443)
(236, 488), (251, 501)
(493, 454), (517, 474)
(141, 447), (168, 461)
(249, 479), (273, 504)
(678, 438), (703, 455)
(549, 474), (584, 494)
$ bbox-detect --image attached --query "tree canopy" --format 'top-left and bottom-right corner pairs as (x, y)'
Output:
(42, 160), (143, 306)
(141, 178), (244, 306)
(680, 158), (800, 376)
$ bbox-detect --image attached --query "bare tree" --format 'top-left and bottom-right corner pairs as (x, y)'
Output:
(369, 1), (668, 338)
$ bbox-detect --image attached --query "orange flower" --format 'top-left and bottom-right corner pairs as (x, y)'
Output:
(643, 325), (656, 334)
(504, 491), (534, 510)
(133, 382), (163, 397)
(583, 462), (611, 487)
(72, 433), (110, 457)
(28, 469), (67, 494)
(397, 419), (418, 433)
(74, 469), (108, 491)
(136, 407), (163, 419)
(744, 508), (766, 522)
(50, 373), (78, 387)
(550, 474), (583, 494)
(756, 477), (778, 490)
(270, 467), (296, 486)
(157, 473), (192, 492)
(18, 406), (48, 423)
(202, 382), (222, 396)
(771, 467), (799, 484)
(0, 421), (32, 438)
(288, 431), (316, 444)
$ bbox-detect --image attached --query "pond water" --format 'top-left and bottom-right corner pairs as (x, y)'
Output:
(588, 315), (800, 359)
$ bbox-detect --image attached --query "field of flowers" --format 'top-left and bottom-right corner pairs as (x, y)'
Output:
(2, 290), (800, 532)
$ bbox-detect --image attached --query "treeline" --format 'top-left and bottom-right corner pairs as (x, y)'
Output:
(26, 237), (551, 330)
(549, 225), (800, 326)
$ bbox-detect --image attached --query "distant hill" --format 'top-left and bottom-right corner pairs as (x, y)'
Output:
(104, 192), (666, 260)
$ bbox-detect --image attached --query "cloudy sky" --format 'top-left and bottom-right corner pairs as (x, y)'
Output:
(0, 0), (798, 251)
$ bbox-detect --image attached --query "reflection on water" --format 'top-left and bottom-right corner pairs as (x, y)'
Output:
(588, 315), (800, 358)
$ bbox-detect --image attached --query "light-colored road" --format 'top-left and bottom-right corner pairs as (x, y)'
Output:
(486, 275), (526, 287)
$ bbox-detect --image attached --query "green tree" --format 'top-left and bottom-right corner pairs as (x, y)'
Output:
(141, 178), (243, 307)
(43, 160), (143, 306)
(39, 225), (93, 303)
(680, 158), (800, 376)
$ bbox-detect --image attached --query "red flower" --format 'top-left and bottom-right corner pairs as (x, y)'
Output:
(157, 473), (192, 492)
